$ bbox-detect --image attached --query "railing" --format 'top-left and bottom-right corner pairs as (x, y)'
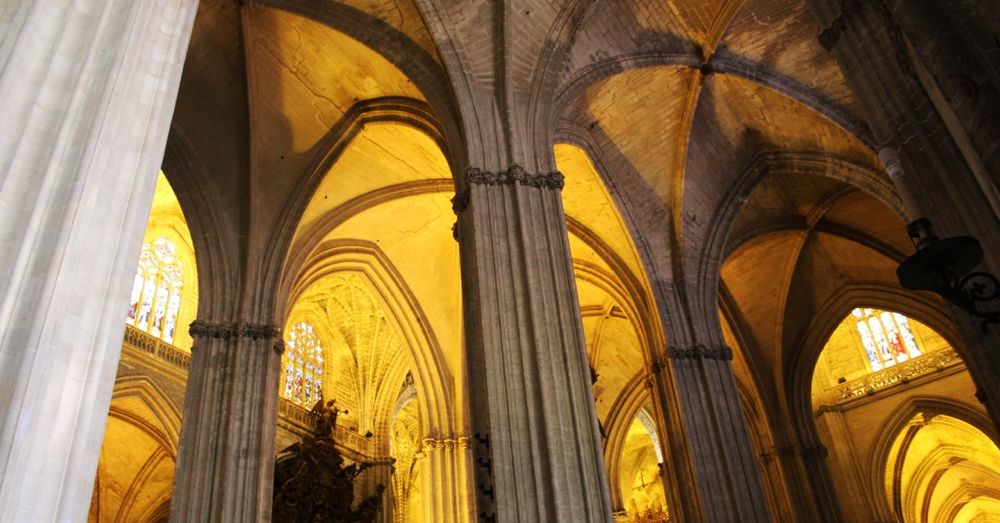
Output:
(123, 328), (375, 456)
(276, 400), (374, 456)
(123, 324), (191, 370)
(834, 349), (962, 402)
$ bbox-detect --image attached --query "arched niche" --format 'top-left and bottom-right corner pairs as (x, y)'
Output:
(89, 377), (182, 523)
(883, 413), (1000, 522)
(616, 408), (669, 522)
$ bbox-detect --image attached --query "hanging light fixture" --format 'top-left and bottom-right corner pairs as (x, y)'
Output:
(896, 217), (999, 332)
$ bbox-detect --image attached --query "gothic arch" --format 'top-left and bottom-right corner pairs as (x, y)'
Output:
(699, 151), (906, 325)
(265, 100), (451, 321)
(288, 239), (456, 439)
(789, 283), (962, 440)
(108, 376), (182, 450)
(258, 0), (463, 162)
(867, 396), (999, 521)
(602, 372), (655, 511)
(279, 178), (453, 311)
(162, 127), (238, 323)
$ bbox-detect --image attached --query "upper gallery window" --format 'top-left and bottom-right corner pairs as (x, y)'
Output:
(126, 237), (184, 344)
(852, 307), (922, 371)
(282, 321), (325, 407)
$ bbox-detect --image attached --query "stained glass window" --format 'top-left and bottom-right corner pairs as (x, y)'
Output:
(126, 238), (184, 344)
(282, 321), (325, 406)
(852, 308), (922, 371)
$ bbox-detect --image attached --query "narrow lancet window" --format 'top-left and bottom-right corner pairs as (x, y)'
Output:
(126, 238), (184, 344)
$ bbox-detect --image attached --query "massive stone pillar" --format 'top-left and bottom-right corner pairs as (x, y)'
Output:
(888, 0), (1000, 188)
(809, 0), (1000, 428)
(0, 1), (197, 520)
(653, 344), (773, 522)
(169, 323), (282, 522)
(454, 166), (613, 522)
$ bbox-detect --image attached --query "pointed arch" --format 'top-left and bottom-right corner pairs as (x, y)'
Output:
(108, 375), (183, 452)
(288, 240), (456, 439)
(789, 283), (962, 443)
(867, 396), (999, 520)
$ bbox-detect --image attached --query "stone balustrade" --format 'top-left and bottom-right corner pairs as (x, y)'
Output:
(835, 349), (962, 401)
(123, 324), (374, 456)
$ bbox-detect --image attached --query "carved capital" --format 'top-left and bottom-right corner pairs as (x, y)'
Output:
(422, 436), (471, 451)
(189, 320), (236, 339)
(800, 444), (829, 459)
(665, 344), (733, 361)
(451, 192), (469, 214)
(463, 165), (565, 191)
(240, 322), (280, 340)
(817, 0), (863, 51)
(188, 321), (282, 352)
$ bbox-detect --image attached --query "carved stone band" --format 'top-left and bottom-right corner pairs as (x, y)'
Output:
(452, 165), (565, 214)
(665, 344), (734, 361)
(817, 0), (862, 51)
(761, 444), (828, 462)
(422, 436), (471, 450)
(189, 321), (283, 353)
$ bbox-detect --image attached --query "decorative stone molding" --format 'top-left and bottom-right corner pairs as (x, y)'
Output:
(452, 165), (564, 241)
(452, 165), (565, 219)
(465, 165), (565, 190)
(422, 436), (471, 451)
(817, 0), (862, 50)
(188, 321), (281, 346)
(451, 192), (470, 215)
(800, 444), (829, 460)
(665, 344), (734, 361)
(123, 325), (192, 370)
(240, 323), (280, 340)
(834, 349), (962, 401)
(188, 320), (237, 339)
(760, 444), (828, 464)
(817, 0), (913, 76)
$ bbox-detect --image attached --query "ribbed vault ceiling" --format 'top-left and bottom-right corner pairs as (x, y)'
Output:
(170, 0), (925, 450)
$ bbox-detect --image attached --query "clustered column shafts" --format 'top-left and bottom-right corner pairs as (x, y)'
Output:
(420, 437), (473, 523)
(170, 322), (283, 522)
(454, 165), (614, 523)
(809, 0), (1000, 428)
(654, 345), (773, 522)
(0, 1), (198, 521)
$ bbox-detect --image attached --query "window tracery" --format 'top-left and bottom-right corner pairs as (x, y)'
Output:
(126, 237), (184, 344)
(282, 321), (325, 407)
(852, 307), (922, 371)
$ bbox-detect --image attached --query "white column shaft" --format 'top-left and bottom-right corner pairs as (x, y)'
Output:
(0, 1), (197, 521)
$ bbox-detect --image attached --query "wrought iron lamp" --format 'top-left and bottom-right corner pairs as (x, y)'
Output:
(896, 217), (1000, 331)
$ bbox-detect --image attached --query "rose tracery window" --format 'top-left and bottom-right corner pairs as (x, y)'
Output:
(126, 237), (184, 344)
(852, 307), (922, 371)
(282, 321), (325, 406)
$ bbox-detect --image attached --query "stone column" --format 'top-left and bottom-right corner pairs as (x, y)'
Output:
(0, 1), (197, 521)
(809, 0), (1000, 427)
(656, 345), (772, 521)
(453, 165), (613, 522)
(889, 0), (1000, 188)
(169, 323), (283, 522)
(814, 408), (883, 522)
(759, 440), (840, 522)
(421, 436), (473, 523)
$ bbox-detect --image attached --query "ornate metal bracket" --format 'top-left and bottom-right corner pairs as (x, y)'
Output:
(897, 218), (1000, 332)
